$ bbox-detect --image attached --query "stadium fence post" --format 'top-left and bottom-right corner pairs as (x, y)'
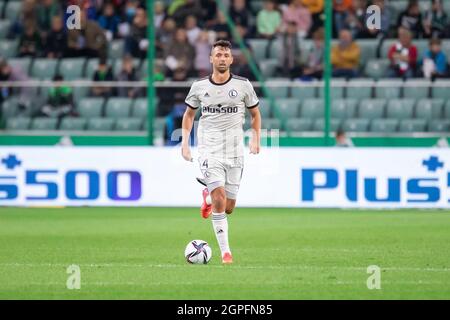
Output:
(147, 0), (156, 145)
(324, 0), (332, 146)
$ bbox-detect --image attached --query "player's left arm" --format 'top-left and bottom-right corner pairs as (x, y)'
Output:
(248, 106), (261, 154)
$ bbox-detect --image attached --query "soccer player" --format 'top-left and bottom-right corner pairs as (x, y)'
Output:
(181, 40), (261, 264)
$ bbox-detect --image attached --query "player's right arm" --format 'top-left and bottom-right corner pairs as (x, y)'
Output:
(181, 106), (197, 161)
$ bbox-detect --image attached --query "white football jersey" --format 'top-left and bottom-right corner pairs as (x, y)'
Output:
(185, 74), (259, 159)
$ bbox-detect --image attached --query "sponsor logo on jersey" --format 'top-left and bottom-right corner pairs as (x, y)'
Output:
(228, 89), (238, 98)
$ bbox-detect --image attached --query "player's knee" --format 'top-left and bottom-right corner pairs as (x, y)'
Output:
(211, 189), (226, 210)
(225, 207), (234, 214)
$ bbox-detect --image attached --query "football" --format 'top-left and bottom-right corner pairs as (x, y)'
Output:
(184, 240), (212, 264)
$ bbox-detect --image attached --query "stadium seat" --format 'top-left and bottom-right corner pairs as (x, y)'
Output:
(84, 58), (114, 78)
(105, 98), (132, 118)
(364, 59), (390, 79)
(445, 100), (450, 118)
(59, 118), (87, 131)
(248, 39), (268, 62)
(370, 119), (399, 133)
(0, 19), (10, 38)
(357, 40), (377, 66)
(0, 39), (18, 58)
(108, 40), (125, 59)
(259, 59), (278, 78)
(399, 119), (427, 133)
(403, 79), (430, 99)
(342, 118), (370, 132)
(358, 99), (386, 119)
(78, 98), (105, 118)
(87, 118), (115, 131)
(7, 58), (31, 74)
(318, 80), (346, 99)
(30, 118), (58, 130)
(152, 117), (166, 132)
(113, 58), (141, 76)
(31, 59), (58, 80)
(6, 117), (31, 130)
(1, 97), (20, 119)
(275, 98), (300, 118)
(72, 84), (90, 105)
(262, 118), (281, 130)
(131, 98), (160, 118)
(4, 1), (21, 21)
(386, 99), (415, 119)
(431, 80), (450, 100)
(115, 118), (143, 131)
(428, 120), (450, 132)
(415, 40), (429, 59)
(415, 99), (444, 120)
(286, 118), (312, 132)
(291, 82), (316, 99)
(331, 99), (357, 119)
(346, 79), (374, 99)
(265, 80), (289, 98)
(380, 39), (396, 59)
(268, 39), (281, 60)
(300, 99), (324, 119)
(257, 98), (272, 118)
(58, 58), (86, 80)
(375, 79), (403, 99)
(312, 118), (341, 132)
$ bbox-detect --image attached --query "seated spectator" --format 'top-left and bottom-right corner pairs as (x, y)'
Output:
(97, 2), (121, 41)
(91, 58), (114, 98)
(154, 1), (166, 29)
(256, 0), (282, 40)
(335, 128), (354, 147)
(200, 0), (218, 28)
(365, 0), (392, 57)
(9, 0), (37, 40)
(423, 0), (448, 39)
(331, 29), (360, 79)
(397, 0), (423, 38)
(46, 15), (67, 59)
(345, 0), (367, 39)
(169, 0), (203, 26)
(279, 21), (302, 78)
(421, 38), (448, 80)
(117, 55), (141, 98)
(36, 0), (61, 39)
(213, 10), (232, 40)
(229, 0), (251, 38)
(67, 11), (107, 59)
(124, 7), (148, 59)
(194, 30), (213, 77)
(232, 50), (257, 81)
(388, 27), (418, 79)
(301, 0), (324, 34)
(163, 28), (196, 78)
(333, 0), (353, 36)
(18, 23), (42, 58)
(164, 93), (188, 146)
(185, 15), (201, 46)
(156, 18), (177, 58)
(0, 58), (33, 113)
(39, 74), (76, 118)
(282, 0), (311, 39)
(300, 27), (324, 80)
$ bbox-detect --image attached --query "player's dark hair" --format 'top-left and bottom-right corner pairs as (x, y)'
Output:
(212, 40), (232, 51)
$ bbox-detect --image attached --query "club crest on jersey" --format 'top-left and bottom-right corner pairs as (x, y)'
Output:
(228, 89), (238, 98)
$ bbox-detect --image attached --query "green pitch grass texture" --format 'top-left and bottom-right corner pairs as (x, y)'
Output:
(0, 207), (449, 299)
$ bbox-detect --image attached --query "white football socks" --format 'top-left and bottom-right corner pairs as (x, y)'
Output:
(211, 212), (230, 256)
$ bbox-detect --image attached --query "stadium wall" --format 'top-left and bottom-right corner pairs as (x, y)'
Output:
(0, 147), (449, 209)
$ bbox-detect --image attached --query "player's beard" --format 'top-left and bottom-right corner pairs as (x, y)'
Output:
(216, 65), (229, 74)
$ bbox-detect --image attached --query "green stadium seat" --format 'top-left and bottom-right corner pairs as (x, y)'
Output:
(257, 98), (272, 118)
(153, 117), (166, 132)
(262, 118), (281, 130)
(72, 84), (89, 104)
(31, 118), (58, 130)
(357, 40), (377, 66)
(443, 41), (450, 60)
(312, 118), (341, 132)
(113, 58), (141, 76)
(78, 98), (105, 118)
(4, 1), (21, 21)
(332, 99), (358, 119)
(431, 80), (450, 100)
(1, 97), (20, 119)
(375, 79), (402, 99)
(342, 118), (370, 132)
(6, 117), (31, 130)
(318, 80), (345, 99)
(300, 99), (324, 119)
(358, 99), (386, 119)
(269, 39), (281, 59)
(428, 120), (450, 132)
(445, 100), (450, 118)
(248, 39), (268, 62)
(346, 79), (374, 99)
(7, 58), (31, 74)
(265, 80), (289, 98)
(386, 99), (415, 119)
(380, 39), (396, 59)
(370, 119), (399, 133)
(87, 118), (114, 131)
(364, 59), (390, 79)
(415, 40), (429, 59)
(275, 98), (300, 118)
(84, 58), (114, 78)
(131, 98), (160, 118)
(415, 99), (444, 120)
(108, 40), (124, 59)
(0, 19), (11, 38)
(115, 118), (142, 131)
(259, 59), (278, 78)
(58, 58), (86, 80)
(291, 82), (316, 99)
(105, 98), (132, 118)
(286, 118), (312, 132)
(31, 59), (58, 80)
(403, 79), (430, 99)
(0, 39), (18, 58)
(59, 118), (87, 131)
(399, 119), (427, 132)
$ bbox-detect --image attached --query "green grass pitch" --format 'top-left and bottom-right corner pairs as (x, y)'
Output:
(0, 207), (449, 299)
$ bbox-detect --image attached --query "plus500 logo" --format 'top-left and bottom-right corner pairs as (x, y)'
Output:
(301, 169), (449, 203)
(0, 170), (141, 201)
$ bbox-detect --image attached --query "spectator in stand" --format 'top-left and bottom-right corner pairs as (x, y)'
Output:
(97, 2), (121, 41)
(423, 0), (448, 39)
(300, 27), (324, 80)
(91, 57), (114, 98)
(388, 27), (418, 79)
(333, 0), (353, 36)
(117, 55), (141, 98)
(156, 17), (177, 58)
(67, 10), (107, 58)
(213, 10), (232, 40)
(365, 0), (392, 57)
(9, 0), (37, 39)
(154, 1), (166, 29)
(18, 23), (43, 57)
(335, 128), (354, 147)
(256, 0), (282, 40)
(279, 21), (302, 78)
(301, 0), (324, 34)
(185, 15), (201, 46)
(163, 28), (196, 78)
(232, 51), (257, 81)
(39, 74), (75, 118)
(421, 38), (449, 80)
(46, 15), (68, 59)
(397, 0), (423, 38)
(194, 30), (213, 77)
(282, 0), (311, 39)
(230, 0), (251, 38)
(36, 0), (61, 39)
(124, 7), (148, 59)
(169, 0), (203, 27)
(200, 0), (218, 28)
(331, 29), (360, 78)
(345, 0), (367, 39)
